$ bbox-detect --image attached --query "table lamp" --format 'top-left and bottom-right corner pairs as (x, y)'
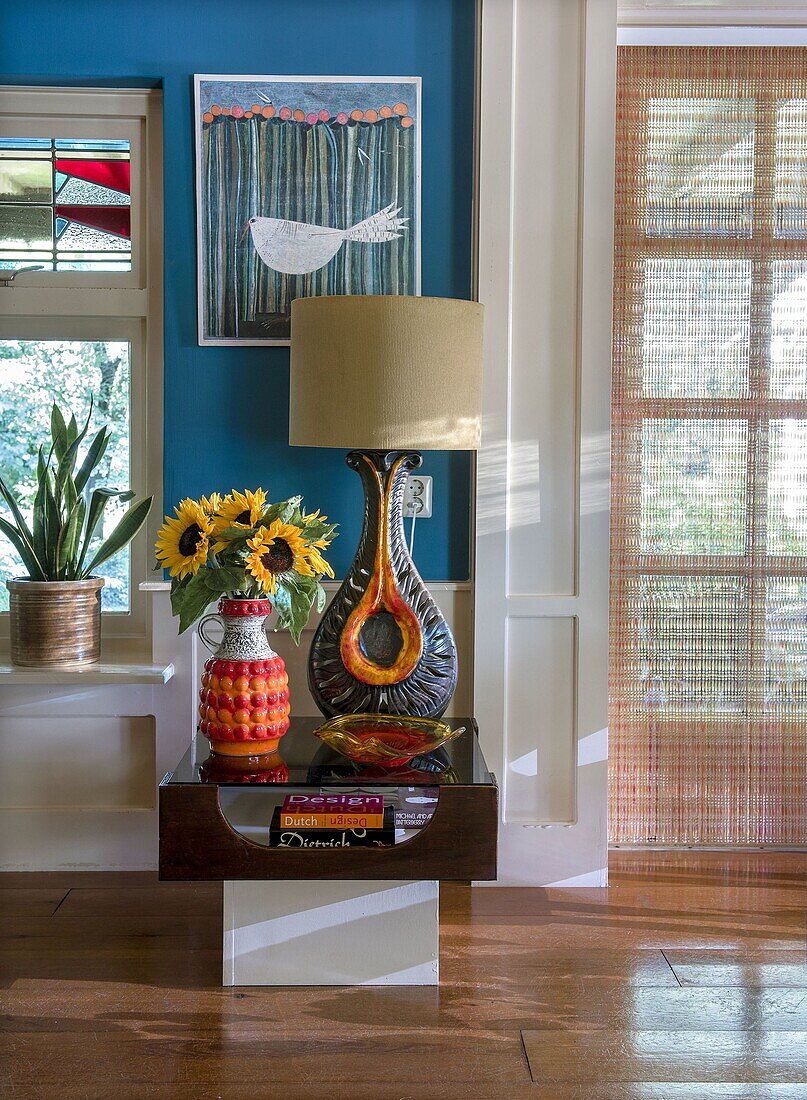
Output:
(289, 294), (483, 719)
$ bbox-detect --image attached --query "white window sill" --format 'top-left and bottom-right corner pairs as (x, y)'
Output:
(0, 661), (174, 685)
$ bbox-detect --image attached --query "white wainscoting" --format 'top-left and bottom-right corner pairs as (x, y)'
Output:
(0, 582), (472, 870)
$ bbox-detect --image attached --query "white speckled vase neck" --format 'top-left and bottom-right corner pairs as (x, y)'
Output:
(198, 598), (278, 662)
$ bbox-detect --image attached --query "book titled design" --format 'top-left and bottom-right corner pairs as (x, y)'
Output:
(281, 794), (384, 814)
(270, 805), (395, 848)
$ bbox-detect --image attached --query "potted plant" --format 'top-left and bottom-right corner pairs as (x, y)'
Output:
(156, 488), (336, 757)
(0, 402), (152, 667)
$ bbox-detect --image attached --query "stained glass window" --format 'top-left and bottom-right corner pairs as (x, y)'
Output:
(0, 138), (131, 271)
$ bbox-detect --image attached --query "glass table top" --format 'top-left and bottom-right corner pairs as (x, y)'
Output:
(163, 716), (494, 788)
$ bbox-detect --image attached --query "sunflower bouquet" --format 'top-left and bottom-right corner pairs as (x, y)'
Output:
(155, 488), (337, 641)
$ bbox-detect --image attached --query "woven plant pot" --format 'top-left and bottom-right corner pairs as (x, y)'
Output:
(7, 577), (105, 667)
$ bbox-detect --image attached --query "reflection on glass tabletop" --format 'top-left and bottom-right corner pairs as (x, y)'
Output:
(164, 716), (494, 788)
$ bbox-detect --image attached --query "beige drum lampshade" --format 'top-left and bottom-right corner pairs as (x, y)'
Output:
(289, 295), (483, 450)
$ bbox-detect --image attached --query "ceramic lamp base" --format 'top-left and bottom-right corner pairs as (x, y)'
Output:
(308, 450), (458, 718)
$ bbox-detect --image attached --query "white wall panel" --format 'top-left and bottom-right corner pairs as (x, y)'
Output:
(475, 0), (616, 884)
(507, 0), (581, 598)
(504, 617), (576, 824)
(0, 716), (155, 810)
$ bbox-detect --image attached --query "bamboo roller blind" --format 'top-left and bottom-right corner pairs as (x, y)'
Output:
(610, 47), (807, 846)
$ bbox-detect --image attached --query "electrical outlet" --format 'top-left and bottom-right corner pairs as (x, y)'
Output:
(403, 475), (432, 518)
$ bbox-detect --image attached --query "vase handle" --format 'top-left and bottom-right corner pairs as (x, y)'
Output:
(197, 613), (223, 653)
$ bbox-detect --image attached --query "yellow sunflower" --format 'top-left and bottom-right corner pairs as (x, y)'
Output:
(212, 487), (267, 552)
(200, 492), (222, 516)
(302, 509), (334, 551)
(246, 521), (313, 595)
(304, 543), (334, 578)
(155, 498), (213, 580)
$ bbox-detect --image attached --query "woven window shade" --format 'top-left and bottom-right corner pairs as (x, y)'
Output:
(610, 47), (807, 846)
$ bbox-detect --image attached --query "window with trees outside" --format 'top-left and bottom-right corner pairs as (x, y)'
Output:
(0, 87), (161, 637)
(610, 48), (807, 846)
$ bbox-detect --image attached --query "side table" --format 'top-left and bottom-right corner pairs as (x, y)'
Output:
(159, 716), (498, 986)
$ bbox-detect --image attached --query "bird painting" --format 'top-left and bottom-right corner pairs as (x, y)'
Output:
(240, 202), (408, 275)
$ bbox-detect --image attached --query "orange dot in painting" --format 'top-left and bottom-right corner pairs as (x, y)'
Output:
(262, 105), (276, 118)
(380, 105), (393, 118)
(392, 102), (408, 115)
(222, 107), (231, 115)
(318, 108), (330, 122)
(400, 115), (413, 128)
(293, 108), (305, 122)
(279, 106), (292, 120)
(350, 109), (364, 121)
(202, 112), (214, 124)
(210, 104), (222, 116)
(364, 108), (378, 123)
(244, 111), (253, 119)
(251, 103), (262, 114)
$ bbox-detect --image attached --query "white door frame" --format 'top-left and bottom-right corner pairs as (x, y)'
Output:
(474, 0), (616, 886)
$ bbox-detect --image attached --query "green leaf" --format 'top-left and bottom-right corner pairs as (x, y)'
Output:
(170, 577), (189, 617)
(0, 515), (46, 579)
(270, 582), (293, 628)
(176, 570), (216, 633)
(55, 417), (91, 499)
(275, 576), (314, 645)
(280, 497), (302, 524)
(56, 498), (85, 578)
(50, 404), (69, 461)
(0, 471), (45, 578)
(315, 581), (326, 614)
(74, 427), (109, 495)
(77, 487), (135, 574)
(202, 565), (246, 595)
(81, 496), (152, 577)
(42, 468), (61, 576)
(217, 526), (255, 541)
(32, 451), (49, 567)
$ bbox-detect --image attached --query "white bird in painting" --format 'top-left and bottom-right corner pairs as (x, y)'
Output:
(240, 202), (407, 275)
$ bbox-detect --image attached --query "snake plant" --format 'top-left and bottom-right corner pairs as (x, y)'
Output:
(0, 402), (152, 583)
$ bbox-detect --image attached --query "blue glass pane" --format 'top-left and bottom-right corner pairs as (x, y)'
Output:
(54, 139), (130, 151)
(55, 217), (67, 236)
(0, 138), (51, 150)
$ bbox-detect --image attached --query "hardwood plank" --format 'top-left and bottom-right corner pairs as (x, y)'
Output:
(666, 949), (807, 988)
(1, 1031), (532, 1090)
(0, 886), (68, 918)
(521, 1029), (807, 1084)
(440, 945), (679, 985)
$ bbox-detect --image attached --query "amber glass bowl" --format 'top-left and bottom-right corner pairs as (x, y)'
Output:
(313, 713), (465, 766)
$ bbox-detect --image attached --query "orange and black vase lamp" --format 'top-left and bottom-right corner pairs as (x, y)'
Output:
(308, 449), (457, 718)
(289, 294), (484, 720)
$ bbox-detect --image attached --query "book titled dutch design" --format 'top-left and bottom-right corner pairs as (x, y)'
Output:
(278, 793), (385, 829)
(270, 805), (395, 848)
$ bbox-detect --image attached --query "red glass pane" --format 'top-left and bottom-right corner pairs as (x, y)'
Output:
(54, 204), (130, 239)
(54, 158), (130, 195)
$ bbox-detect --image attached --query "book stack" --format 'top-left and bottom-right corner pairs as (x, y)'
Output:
(270, 793), (394, 848)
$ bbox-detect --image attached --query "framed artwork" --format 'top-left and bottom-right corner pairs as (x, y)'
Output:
(194, 75), (421, 346)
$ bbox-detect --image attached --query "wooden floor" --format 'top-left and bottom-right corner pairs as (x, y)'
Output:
(2, 852), (806, 1099)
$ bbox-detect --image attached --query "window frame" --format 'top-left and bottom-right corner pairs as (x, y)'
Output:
(0, 86), (163, 652)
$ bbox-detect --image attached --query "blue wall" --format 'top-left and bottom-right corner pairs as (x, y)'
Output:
(1, 0), (476, 580)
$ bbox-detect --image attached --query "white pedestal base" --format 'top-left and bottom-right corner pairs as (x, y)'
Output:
(223, 879), (439, 986)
